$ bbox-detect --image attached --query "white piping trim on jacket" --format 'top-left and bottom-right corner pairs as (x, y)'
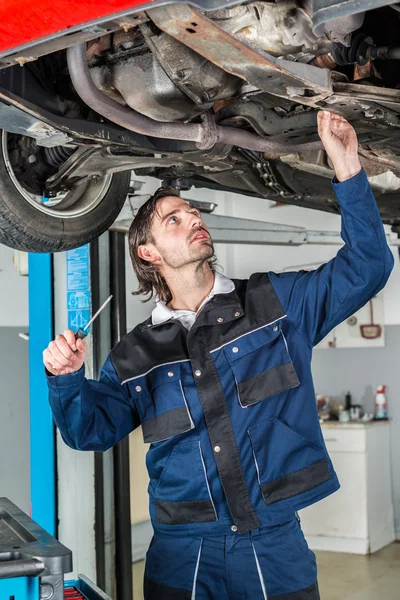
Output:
(209, 316), (286, 354)
(191, 539), (203, 600)
(252, 542), (268, 599)
(198, 441), (218, 520)
(281, 329), (290, 355)
(180, 379), (195, 429)
(248, 433), (262, 486)
(234, 374), (247, 409)
(121, 358), (190, 385)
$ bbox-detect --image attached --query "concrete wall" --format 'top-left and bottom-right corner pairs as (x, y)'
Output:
(312, 325), (400, 538)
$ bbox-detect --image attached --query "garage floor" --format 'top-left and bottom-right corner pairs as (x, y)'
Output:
(132, 542), (400, 599)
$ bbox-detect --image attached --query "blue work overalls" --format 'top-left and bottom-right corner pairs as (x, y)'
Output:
(47, 170), (394, 598)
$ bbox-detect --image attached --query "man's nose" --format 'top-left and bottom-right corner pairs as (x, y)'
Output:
(190, 214), (203, 229)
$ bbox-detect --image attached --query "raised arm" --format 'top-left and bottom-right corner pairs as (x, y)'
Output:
(269, 112), (395, 347)
(44, 330), (140, 451)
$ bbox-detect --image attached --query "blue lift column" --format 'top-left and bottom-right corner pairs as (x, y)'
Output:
(28, 253), (56, 536)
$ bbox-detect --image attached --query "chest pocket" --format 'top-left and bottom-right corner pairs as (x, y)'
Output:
(223, 320), (300, 407)
(128, 362), (194, 444)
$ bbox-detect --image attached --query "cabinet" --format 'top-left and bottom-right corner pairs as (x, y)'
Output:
(299, 422), (395, 554)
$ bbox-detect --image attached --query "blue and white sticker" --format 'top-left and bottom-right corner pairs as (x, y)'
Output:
(66, 245), (91, 331)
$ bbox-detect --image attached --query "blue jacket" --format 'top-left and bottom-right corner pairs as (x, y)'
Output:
(47, 170), (394, 536)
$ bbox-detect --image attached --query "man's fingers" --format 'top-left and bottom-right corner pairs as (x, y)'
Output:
(43, 349), (63, 371)
(63, 329), (77, 351)
(55, 334), (76, 360)
(49, 341), (72, 367)
(317, 110), (332, 139)
(75, 338), (87, 360)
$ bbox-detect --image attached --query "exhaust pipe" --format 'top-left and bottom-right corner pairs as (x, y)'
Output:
(67, 43), (323, 154)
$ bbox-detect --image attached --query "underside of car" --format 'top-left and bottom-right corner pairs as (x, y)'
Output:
(1, 0), (400, 251)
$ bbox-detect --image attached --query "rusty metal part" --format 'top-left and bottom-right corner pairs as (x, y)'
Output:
(118, 13), (149, 32)
(313, 53), (337, 69)
(112, 30), (137, 50)
(67, 43), (326, 153)
(331, 81), (400, 105)
(354, 61), (371, 81)
(212, 1), (316, 58)
(87, 36), (112, 60)
(140, 22), (241, 112)
(147, 3), (332, 107)
(358, 148), (400, 172)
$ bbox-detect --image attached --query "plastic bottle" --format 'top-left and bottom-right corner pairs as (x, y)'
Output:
(375, 385), (387, 420)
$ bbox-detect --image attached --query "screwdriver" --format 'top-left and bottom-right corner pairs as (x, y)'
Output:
(75, 295), (113, 341)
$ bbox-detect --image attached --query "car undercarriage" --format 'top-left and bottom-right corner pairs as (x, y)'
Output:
(0, 0), (400, 251)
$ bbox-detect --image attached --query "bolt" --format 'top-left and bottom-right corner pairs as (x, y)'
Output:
(40, 583), (53, 599)
(28, 154), (36, 163)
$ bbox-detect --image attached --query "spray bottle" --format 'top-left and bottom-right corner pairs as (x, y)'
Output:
(375, 385), (387, 420)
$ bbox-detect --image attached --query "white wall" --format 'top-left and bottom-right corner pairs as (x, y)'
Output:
(223, 190), (400, 325)
(0, 244), (28, 327)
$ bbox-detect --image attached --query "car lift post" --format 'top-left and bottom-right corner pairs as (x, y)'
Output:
(90, 231), (133, 599)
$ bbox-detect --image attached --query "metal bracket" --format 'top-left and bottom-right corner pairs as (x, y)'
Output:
(148, 3), (332, 106)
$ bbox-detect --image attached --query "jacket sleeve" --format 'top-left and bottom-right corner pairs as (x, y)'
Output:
(46, 354), (140, 451)
(269, 169), (395, 347)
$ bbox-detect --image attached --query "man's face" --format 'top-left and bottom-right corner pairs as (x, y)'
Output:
(140, 196), (214, 270)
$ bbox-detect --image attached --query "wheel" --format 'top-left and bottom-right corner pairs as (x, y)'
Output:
(0, 131), (131, 252)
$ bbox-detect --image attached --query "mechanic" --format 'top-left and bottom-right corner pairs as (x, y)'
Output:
(44, 111), (394, 600)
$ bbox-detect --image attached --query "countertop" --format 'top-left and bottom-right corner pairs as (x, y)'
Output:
(320, 420), (389, 429)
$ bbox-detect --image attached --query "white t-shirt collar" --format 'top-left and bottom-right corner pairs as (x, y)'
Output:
(151, 271), (235, 327)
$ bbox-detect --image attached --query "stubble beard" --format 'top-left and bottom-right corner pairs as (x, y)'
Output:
(163, 239), (214, 270)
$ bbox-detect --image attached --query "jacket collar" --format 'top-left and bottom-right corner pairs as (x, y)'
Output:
(151, 271), (235, 326)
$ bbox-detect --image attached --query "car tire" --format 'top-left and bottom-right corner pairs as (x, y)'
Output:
(0, 131), (131, 253)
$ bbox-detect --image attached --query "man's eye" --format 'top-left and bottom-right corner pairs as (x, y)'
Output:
(168, 216), (179, 224)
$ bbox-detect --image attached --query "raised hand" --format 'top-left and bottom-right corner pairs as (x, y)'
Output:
(43, 329), (87, 376)
(317, 111), (362, 182)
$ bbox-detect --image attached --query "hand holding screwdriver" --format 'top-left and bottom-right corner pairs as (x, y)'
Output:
(43, 295), (112, 376)
(43, 330), (87, 376)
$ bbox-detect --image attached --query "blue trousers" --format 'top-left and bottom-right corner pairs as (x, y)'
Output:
(144, 516), (319, 599)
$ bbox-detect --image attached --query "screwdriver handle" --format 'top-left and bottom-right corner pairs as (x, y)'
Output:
(75, 328), (88, 341)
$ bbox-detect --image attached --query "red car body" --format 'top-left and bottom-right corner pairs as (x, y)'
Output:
(0, 0), (147, 54)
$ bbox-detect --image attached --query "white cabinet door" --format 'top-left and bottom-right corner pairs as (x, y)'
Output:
(300, 451), (367, 539)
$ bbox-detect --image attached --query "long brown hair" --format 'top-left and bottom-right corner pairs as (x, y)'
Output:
(128, 187), (218, 304)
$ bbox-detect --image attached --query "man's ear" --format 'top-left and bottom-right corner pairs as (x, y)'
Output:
(138, 244), (160, 265)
